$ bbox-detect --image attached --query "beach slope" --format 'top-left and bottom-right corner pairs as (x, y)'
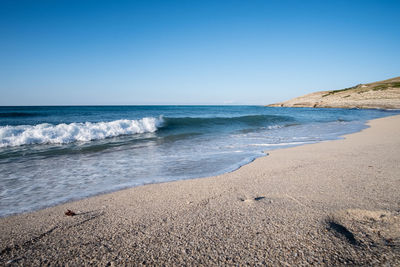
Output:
(1, 115), (400, 265)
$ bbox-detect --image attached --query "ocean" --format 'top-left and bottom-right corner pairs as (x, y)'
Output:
(0, 105), (399, 217)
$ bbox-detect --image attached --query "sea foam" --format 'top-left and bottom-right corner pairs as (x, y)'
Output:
(0, 117), (163, 147)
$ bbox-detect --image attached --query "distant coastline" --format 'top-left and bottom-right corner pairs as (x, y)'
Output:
(267, 76), (400, 109)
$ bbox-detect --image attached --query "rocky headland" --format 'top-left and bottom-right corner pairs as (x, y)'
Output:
(268, 76), (400, 109)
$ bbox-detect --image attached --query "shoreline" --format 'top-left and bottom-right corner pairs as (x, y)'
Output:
(1, 115), (400, 265)
(0, 114), (372, 219)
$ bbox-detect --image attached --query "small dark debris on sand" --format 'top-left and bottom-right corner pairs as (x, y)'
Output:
(65, 209), (77, 216)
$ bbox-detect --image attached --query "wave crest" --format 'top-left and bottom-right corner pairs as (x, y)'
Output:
(0, 117), (163, 148)
(162, 115), (293, 129)
(0, 112), (42, 118)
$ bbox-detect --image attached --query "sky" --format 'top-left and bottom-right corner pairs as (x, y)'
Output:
(1, 0), (399, 105)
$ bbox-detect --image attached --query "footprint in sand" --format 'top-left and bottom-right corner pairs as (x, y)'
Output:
(327, 209), (400, 248)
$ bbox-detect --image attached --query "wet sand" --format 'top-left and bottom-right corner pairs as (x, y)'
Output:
(1, 115), (400, 265)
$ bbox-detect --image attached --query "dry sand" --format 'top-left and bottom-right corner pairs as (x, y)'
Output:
(1, 115), (400, 266)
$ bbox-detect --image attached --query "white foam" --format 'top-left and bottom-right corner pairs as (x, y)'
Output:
(249, 141), (313, 147)
(0, 117), (163, 148)
(266, 125), (283, 130)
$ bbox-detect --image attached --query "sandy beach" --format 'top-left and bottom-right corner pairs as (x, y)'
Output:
(1, 115), (399, 265)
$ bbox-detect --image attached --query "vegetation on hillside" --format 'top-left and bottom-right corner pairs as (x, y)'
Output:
(321, 81), (400, 97)
(322, 84), (361, 97)
(372, 82), (400, 91)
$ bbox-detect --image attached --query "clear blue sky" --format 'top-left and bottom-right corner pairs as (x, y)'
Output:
(1, 0), (399, 105)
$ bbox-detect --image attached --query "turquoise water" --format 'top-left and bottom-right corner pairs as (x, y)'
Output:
(0, 106), (399, 217)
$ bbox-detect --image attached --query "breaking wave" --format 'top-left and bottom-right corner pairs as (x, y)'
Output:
(0, 117), (163, 148)
(0, 114), (295, 148)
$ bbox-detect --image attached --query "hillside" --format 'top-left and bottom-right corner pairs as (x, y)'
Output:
(268, 76), (400, 109)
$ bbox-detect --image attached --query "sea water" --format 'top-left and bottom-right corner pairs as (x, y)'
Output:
(0, 106), (399, 217)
